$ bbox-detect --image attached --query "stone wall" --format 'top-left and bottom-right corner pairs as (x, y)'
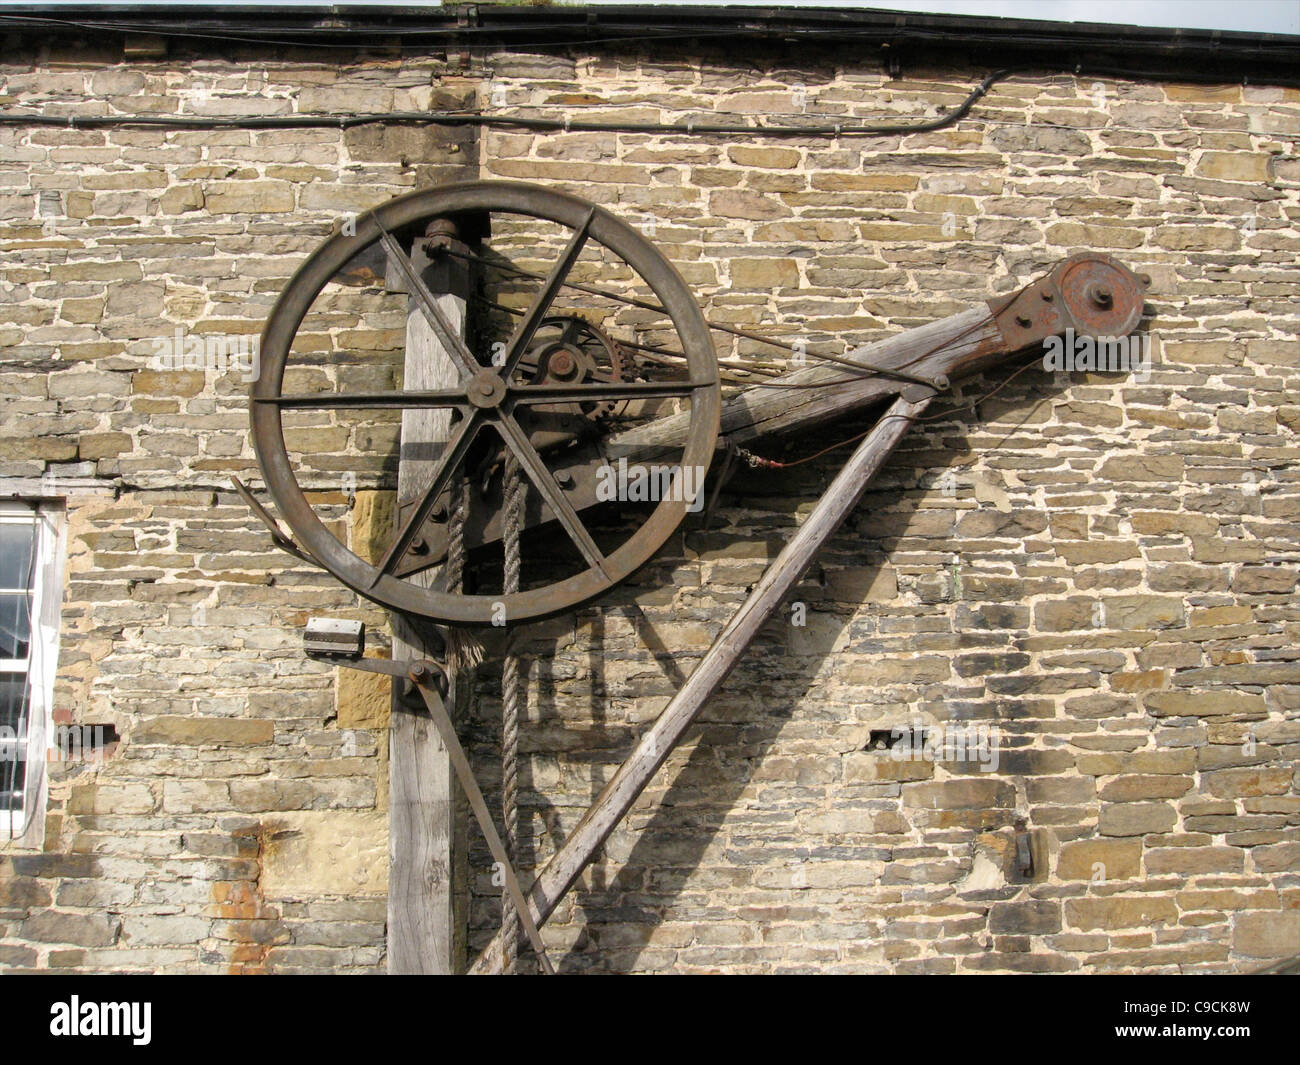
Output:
(1, 32), (1298, 973)
(0, 45), (475, 972)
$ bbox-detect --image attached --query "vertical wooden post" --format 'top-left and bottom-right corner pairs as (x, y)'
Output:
(387, 224), (471, 974)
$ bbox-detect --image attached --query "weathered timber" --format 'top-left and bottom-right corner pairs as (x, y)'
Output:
(609, 306), (993, 453)
(388, 235), (468, 974)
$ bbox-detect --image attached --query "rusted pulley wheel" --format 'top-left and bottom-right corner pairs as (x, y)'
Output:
(250, 180), (721, 626)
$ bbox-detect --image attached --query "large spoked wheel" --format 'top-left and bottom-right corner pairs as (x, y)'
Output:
(251, 181), (721, 626)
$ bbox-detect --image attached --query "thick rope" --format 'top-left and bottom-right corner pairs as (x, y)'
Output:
(500, 452), (525, 973)
(445, 476), (467, 594)
(442, 478), (484, 671)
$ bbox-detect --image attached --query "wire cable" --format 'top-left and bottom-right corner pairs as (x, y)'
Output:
(0, 69), (1017, 138)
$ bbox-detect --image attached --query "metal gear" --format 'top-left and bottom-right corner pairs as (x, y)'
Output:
(517, 314), (630, 421)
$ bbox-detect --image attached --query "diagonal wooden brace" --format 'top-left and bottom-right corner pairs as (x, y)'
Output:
(407, 665), (557, 975)
(469, 392), (932, 973)
(327, 648), (551, 971)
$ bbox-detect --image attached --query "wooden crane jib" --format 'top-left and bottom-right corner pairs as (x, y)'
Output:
(409, 250), (1149, 566)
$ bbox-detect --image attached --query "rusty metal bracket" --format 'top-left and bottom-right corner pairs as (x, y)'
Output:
(231, 476), (322, 568)
(986, 252), (1148, 350)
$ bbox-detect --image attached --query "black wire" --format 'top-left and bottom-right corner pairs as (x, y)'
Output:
(0, 68), (1017, 138)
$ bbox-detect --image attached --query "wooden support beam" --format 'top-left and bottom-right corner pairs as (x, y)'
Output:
(469, 392), (932, 973)
(387, 231), (470, 974)
(610, 306), (994, 454)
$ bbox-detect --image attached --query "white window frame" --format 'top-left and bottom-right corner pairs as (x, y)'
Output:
(0, 501), (65, 845)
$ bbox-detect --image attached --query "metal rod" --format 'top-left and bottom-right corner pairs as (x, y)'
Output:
(500, 207), (595, 378)
(375, 226), (479, 382)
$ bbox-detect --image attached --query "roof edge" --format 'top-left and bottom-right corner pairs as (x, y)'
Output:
(0, 5), (1296, 78)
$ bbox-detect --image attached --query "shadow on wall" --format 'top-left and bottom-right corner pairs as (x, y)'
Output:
(473, 365), (1081, 973)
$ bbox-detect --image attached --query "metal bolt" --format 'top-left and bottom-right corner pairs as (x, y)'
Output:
(411, 537), (429, 555)
(478, 380), (494, 396)
(431, 504), (447, 523)
(555, 471), (575, 489)
(1091, 286), (1113, 308)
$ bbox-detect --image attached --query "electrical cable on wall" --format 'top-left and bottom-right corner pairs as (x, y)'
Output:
(1, 54), (1297, 136)
(0, 68), (1011, 136)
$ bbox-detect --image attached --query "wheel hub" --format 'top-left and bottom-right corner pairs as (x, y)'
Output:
(467, 369), (508, 409)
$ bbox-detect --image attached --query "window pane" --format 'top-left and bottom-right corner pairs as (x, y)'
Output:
(0, 673), (27, 815)
(0, 522), (36, 590)
(0, 777), (24, 816)
(0, 594), (31, 660)
(0, 672), (27, 733)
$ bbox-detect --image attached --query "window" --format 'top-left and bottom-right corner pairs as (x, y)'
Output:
(0, 502), (64, 842)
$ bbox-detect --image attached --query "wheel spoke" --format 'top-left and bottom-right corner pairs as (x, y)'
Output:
(493, 413), (610, 579)
(444, 243), (668, 317)
(510, 380), (712, 405)
(369, 411), (482, 586)
(375, 227), (480, 382)
(258, 390), (466, 410)
(442, 243), (830, 358)
(498, 208), (595, 380)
